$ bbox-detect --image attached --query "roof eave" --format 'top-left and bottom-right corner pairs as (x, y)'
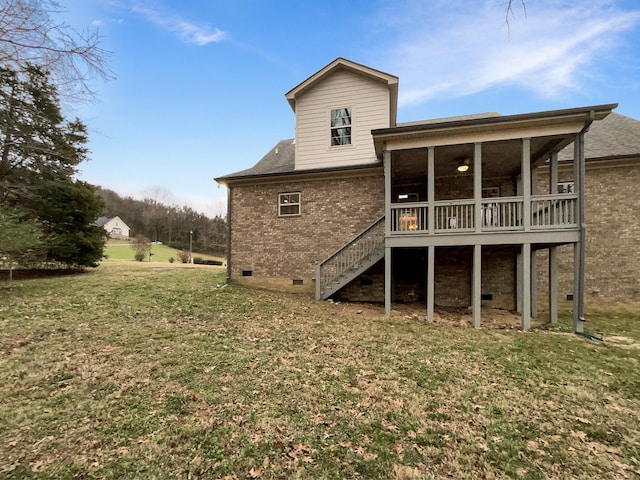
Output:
(285, 57), (399, 112)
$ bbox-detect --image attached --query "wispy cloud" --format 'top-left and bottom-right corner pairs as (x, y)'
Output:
(373, 0), (640, 106)
(123, 1), (226, 46)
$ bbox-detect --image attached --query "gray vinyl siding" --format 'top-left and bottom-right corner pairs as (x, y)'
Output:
(294, 70), (389, 170)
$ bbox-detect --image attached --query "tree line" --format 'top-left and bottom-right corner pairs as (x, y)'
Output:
(96, 187), (227, 255)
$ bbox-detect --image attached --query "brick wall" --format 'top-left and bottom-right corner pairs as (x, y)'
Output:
(536, 160), (640, 307)
(229, 172), (385, 287)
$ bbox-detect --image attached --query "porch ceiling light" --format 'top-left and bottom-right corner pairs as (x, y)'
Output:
(457, 157), (471, 172)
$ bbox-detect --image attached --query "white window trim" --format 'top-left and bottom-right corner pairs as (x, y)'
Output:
(329, 106), (354, 148)
(278, 192), (301, 217)
(557, 182), (575, 194)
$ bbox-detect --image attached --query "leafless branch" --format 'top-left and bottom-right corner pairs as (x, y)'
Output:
(505, 0), (527, 36)
(0, 0), (114, 100)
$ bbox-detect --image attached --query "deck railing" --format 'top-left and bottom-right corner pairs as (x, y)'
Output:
(531, 194), (577, 228)
(480, 197), (524, 231)
(434, 200), (475, 232)
(389, 194), (578, 234)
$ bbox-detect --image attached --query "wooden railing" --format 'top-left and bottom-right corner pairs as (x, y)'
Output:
(531, 194), (577, 228)
(434, 199), (475, 232)
(389, 194), (578, 234)
(316, 216), (385, 299)
(390, 203), (428, 233)
(480, 197), (524, 231)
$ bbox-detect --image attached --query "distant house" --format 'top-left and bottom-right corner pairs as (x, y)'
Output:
(96, 216), (130, 240)
(215, 57), (635, 331)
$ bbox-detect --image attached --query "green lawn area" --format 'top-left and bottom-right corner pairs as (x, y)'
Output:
(105, 239), (223, 263)
(1, 263), (639, 479)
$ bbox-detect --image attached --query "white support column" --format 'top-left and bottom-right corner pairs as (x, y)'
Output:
(474, 143), (482, 232)
(522, 243), (531, 330)
(427, 245), (435, 322)
(549, 246), (558, 324)
(427, 147), (435, 234)
(472, 244), (481, 328)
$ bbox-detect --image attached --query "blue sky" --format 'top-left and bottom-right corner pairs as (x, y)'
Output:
(64, 0), (640, 217)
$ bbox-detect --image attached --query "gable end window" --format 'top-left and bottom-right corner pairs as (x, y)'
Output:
(330, 108), (352, 146)
(279, 192), (301, 216)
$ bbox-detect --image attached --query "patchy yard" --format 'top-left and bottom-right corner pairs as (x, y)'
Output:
(0, 263), (639, 479)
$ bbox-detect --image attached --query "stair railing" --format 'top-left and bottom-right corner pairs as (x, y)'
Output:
(316, 216), (385, 299)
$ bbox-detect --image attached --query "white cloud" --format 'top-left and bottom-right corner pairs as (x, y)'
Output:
(374, 0), (640, 106)
(125, 1), (226, 45)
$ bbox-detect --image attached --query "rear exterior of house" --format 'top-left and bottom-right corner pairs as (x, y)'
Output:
(216, 58), (632, 330)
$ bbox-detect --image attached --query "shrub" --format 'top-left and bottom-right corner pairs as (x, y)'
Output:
(168, 257), (175, 264)
(203, 259), (223, 266)
(131, 234), (151, 262)
(193, 256), (204, 265)
(177, 249), (190, 263)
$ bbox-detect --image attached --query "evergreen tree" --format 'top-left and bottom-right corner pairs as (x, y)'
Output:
(0, 65), (106, 268)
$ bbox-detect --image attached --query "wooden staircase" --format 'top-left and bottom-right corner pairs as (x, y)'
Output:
(315, 216), (385, 300)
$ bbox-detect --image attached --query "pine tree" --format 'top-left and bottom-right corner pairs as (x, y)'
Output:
(0, 65), (106, 268)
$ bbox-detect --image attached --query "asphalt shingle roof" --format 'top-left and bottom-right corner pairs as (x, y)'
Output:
(216, 112), (640, 182)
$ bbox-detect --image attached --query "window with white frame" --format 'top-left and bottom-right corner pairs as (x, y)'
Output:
(330, 107), (352, 146)
(558, 182), (574, 193)
(278, 192), (301, 216)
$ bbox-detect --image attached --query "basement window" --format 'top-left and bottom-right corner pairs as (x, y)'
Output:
(292, 279), (304, 286)
(242, 270), (253, 277)
(279, 192), (301, 216)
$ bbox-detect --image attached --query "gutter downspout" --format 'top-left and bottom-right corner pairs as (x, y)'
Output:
(575, 111), (594, 333)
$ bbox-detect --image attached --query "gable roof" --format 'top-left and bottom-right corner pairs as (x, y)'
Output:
(285, 57), (399, 126)
(95, 216), (110, 227)
(215, 106), (639, 186)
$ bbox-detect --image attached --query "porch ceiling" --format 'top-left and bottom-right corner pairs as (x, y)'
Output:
(391, 134), (568, 182)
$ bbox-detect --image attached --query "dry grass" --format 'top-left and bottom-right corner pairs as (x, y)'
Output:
(0, 263), (639, 479)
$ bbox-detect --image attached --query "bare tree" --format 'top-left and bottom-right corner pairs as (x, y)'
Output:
(0, 0), (114, 99)
(505, 0), (527, 32)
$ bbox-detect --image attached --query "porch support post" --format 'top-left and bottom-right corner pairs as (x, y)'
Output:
(427, 245), (435, 322)
(427, 147), (435, 234)
(474, 143), (482, 232)
(472, 244), (481, 328)
(522, 138), (531, 231)
(385, 246), (392, 316)
(530, 164), (539, 314)
(550, 152), (558, 195)
(531, 249), (538, 318)
(573, 242), (583, 332)
(384, 149), (392, 316)
(549, 152), (558, 324)
(516, 252), (523, 314)
(549, 246), (558, 324)
(522, 242), (531, 330)
(574, 130), (587, 333)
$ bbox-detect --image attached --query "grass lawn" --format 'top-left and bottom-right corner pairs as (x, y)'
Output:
(1, 263), (639, 479)
(104, 239), (223, 263)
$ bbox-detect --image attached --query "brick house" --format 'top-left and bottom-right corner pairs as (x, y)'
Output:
(215, 58), (628, 331)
